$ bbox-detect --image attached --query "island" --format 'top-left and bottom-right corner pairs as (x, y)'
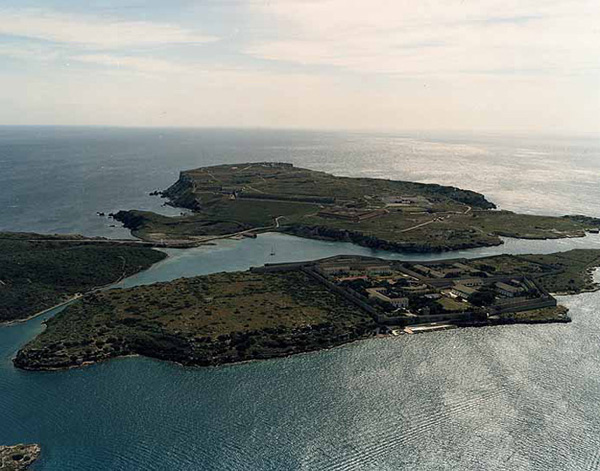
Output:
(0, 232), (166, 323)
(0, 444), (40, 471)
(14, 249), (600, 371)
(113, 162), (600, 252)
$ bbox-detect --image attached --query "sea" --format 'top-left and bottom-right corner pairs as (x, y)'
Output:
(1, 126), (600, 470)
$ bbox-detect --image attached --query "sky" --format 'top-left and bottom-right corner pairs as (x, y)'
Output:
(0, 0), (598, 134)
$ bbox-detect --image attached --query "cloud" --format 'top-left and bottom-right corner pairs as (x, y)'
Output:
(244, 0), (600, 77)
(0, 8), (219, 48)
(0, 43), (61, 61)
(72, 54), (186, 74)
(0, 1), (598, 133)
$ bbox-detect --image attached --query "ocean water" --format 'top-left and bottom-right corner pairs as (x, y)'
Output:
(2, 127), (600, 470)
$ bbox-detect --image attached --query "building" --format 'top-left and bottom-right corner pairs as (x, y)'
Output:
(319, 265), (351, 275)
(453, 262), (478, 272)
(397, 281), (430, 294)
(366, 288), (409, 308)
(459, 278), (485, 287)
(337, 275), (369, 282)
(382, 195), (431, 206)
(362, 265), (392, 275)
(413, 264), (445, 278)
(451, 284), (477, 300)
(442, 268), (464, 278)
(495, 282), (523, 298)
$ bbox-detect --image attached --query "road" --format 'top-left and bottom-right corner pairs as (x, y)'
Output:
(398, 219), (436, 233)
(181, 215), (285, 245)
(398, 204), (471, 234)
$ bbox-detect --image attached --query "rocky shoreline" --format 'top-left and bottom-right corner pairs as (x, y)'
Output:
(13, 270), (376, 372)
(14, 249), (598, 372)
(111, 163), (600, 255)
(13, 306), (573, 372)
(0, 444), (40, 471)
(13, 328), (373, 372)
(279, 223), (504, 253)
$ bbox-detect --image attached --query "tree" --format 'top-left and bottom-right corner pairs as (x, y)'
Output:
(469, 289), (496, 307)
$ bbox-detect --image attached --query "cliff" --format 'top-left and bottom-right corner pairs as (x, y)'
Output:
(111, 163), (600, 255)
(280, 223), (503, 253)
(162, 171), (202, 210)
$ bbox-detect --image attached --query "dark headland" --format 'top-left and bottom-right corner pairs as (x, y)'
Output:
(0, 232), (166, 323)
(6, 162), (600, 371)
(114, 162), (600, 252)
(14, 250), (600, 371)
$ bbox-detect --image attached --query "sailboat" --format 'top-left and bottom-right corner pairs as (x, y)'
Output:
(270, 245), (276, 256)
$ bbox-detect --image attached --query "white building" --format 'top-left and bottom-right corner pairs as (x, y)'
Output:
(451, 285), (477, 300)
(366, 288), (409, 308)
(495, 282), (523, 298)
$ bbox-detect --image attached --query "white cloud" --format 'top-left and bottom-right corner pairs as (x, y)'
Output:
(0, 43), (61, 61)
(0, 8), (219, 48)
(72, 54), (186, 74)
(245, 0), (600, 76)
(0, 2), (598, 133)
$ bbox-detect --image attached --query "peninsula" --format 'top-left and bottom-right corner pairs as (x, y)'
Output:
(0, 444), (40, 471)
(0, 232), (166, 323)
(14, 249), (600, 371)
(113, 163), (600, 252)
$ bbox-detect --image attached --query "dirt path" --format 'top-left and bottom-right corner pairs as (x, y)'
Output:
(1, 295), (82, 326)
(398, 219), (436, 233)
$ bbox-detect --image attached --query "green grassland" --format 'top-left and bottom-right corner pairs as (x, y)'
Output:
(115, 163), (599, 252)
(522, 250), (600, 294)
(437, 297), (470, 312)
(469, 249), (600, 294)
(112, 210), (250, 241)
(168, 163), (495, 209)
(0, 234), (166, 322)
(14, 270), (374, 370)
(495, 305), (570, 324)
(13, 249), (600, 371)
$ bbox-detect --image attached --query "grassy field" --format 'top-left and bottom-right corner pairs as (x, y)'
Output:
(0, 234), (166, 322)
(112, 210), (250, 241)
(470, 249), (600, 294)
(14, 270), (374, 370)
(522, 250), (600, 294)
(14, 249), (600, 370)
(115, 163), (600, 253)
(169, 163), (495, 209)
(496, 305), (570, 323)
(437, 297), (470, 311)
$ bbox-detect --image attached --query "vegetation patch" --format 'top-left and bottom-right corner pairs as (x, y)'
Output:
(13, 249), (600, 371)
(118, 163), (600, 253)
(470, 250), (600, 294)
(0, 233), (166, 322)
(495, 305), (570, 323)
(14, 270), (374, 370)
(522, 250), (600, 294)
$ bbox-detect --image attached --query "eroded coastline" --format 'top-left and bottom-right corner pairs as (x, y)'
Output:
(0, 444), (40, 471)
(112, 162), (600, 253)
(14, 249), (600, 371)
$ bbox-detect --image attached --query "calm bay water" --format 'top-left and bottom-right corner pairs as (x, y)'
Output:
(2, 127), (600, 470)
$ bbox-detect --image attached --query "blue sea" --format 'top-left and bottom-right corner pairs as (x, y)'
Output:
(2, 126), (600, 470)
